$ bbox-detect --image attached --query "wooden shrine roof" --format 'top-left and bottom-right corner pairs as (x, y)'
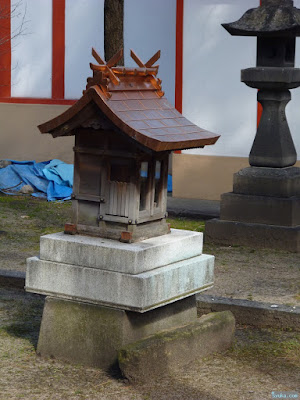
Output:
(38, 49), (220, 152)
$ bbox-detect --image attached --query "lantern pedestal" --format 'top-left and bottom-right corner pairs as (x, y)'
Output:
(206, 166), (300, 252)
(233, 166), (300, 197)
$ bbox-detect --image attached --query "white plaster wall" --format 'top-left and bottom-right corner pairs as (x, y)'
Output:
(287, 0), (300, 160)
(182, 0), (259, 158)
(11, 0), (52, 98)
(182, 0), (258, 158)
(124, 0), (176, 106)
(10, 0), (176, 102)
(65, 0), (104, 99)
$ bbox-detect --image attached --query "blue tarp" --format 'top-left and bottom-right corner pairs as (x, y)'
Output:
(167, 174), (172, 193)
(0, 159), (172, 201)
(0, 160), (73, 201)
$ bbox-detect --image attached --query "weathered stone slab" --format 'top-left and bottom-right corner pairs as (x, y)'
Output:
(36, 296), (197, 369)
(220, 192), (300, 227)
(197, 294), (300, 332)
(39, 229), (203, 274)
(26, 253), (214, 312)
(118, 311), (235, 383)
(205, 218), (300, 252)
(233, 166), (300, 198)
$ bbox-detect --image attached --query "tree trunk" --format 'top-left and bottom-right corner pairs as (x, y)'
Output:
(104, 0), (124, 65)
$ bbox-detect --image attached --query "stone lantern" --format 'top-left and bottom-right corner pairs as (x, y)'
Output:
(224, 0), (300, 168)
(25, 49), (232, 373)
(206, 0), (300, 251)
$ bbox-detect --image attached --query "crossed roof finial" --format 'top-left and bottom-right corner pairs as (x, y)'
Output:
(85, 48), (162, 97)
(129, 49), (161, 68)
(90, 48), (124, 85)
(90, 48), (161, 83)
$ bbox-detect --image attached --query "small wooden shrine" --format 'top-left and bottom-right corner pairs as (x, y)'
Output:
(39, 49), (219, 242)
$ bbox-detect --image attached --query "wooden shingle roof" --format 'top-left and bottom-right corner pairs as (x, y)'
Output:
(39, 49), (220, 152)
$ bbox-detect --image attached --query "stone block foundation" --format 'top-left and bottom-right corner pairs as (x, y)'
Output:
(118, 311), (235, 383)
(37, 296), (198, 369)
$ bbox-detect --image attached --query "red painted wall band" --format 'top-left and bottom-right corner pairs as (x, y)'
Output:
(257, 0), (262, 126)
(52, 0), (65, 99)
(0, 97), (75, 105)
(175, 0), (184, 154)
(0, 0), (11, 97)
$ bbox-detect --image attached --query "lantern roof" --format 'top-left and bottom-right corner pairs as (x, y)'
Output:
(38, 49), (219, 152)
(222, 0), (300, 37)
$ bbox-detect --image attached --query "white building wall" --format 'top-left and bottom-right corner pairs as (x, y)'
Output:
(11, 0), (52, 98)
(287, 0), (300, 161)
(124, 0), (176, 105)
(10, 0), (176, 103)
(182, 0), (258, 158)
(65, 0), (104, 99)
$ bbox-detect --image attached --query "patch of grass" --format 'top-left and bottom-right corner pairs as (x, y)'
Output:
(228, 328), (300, 367)
(0, 195), (72, 264)
(0, 195), (72, 227)
(167, 217), (205, 232)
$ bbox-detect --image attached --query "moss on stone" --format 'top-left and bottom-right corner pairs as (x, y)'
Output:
(118, 311), (236, 382)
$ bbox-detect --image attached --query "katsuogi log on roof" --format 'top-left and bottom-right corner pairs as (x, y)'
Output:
(38, 48), (219, 152)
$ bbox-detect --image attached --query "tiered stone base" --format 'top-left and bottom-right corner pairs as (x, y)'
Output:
(206, 167), (300, 252)
(26, 229), (214, 312)
(206, 219), (300, 251)
(26, 229), (235, 370)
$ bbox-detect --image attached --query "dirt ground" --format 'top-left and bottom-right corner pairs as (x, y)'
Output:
(0, 286), (299, 400)
(205, 243), (300, 307)
(0, 195), (299, 307)
(0, 195), (299, 399)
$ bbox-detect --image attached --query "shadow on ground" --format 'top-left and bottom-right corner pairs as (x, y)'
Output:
(134, 377), (224, 400)
(0, 286), (44, 349)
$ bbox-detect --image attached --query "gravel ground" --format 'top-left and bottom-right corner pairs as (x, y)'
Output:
(205, 243), (300, 307)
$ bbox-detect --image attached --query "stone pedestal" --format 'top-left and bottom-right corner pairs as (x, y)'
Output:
(25, 229), (231, 370)
(118, 311), (235, 383)
(206, 167), (300, 252)
(36, 296), (197, 369)
(26, 229), (214, 312)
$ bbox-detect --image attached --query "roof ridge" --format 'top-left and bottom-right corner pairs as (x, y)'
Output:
(83, 48), (164, 98)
